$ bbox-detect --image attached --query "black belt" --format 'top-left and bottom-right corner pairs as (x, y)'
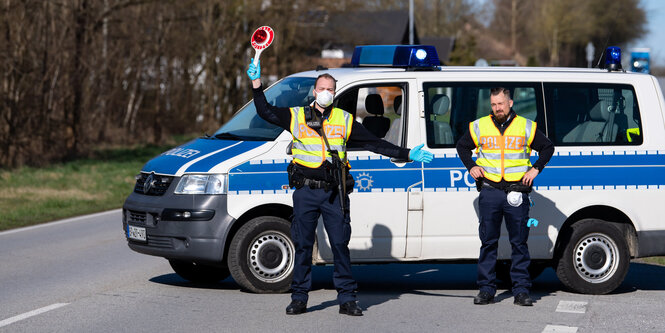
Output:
(303, 178), (332, 191)
(481, 181), (504, 190)
(481, 181), (531, 193)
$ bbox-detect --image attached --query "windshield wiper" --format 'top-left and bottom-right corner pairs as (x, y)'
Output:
(214, 132), (244, 140)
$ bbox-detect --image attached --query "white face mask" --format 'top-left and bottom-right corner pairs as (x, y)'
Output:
(507, 191), (523, 207)
(315, 90), (334, 108)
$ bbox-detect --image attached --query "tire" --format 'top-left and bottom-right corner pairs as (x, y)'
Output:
(168, 259), (230, 283)
(228, 216), (295, 293)
(556, 219), (630, 294)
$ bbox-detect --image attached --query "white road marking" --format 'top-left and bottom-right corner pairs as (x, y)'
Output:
(556, 300), (588, 314)
(0, 303), (69, 328)
(0, 209), (120, 236)
(542, 324), (579, 333)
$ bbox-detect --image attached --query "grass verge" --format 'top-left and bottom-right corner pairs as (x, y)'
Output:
(637, 257), (665, 266)
(0, 138), (192, 231)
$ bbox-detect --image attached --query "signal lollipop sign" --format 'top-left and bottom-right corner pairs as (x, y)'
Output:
(251, 26), (274, 66)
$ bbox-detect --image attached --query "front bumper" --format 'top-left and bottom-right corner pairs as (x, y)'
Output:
(122, 185), (235, 263)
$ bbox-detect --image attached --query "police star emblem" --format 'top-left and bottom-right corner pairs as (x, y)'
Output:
(355, 172), (374, 191)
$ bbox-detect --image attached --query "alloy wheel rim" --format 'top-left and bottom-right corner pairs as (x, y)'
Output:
(247, 231), (294, 283)
(573, 232), (620, 283)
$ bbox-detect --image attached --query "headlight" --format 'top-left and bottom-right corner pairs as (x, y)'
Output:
(174, 174), (226, 194)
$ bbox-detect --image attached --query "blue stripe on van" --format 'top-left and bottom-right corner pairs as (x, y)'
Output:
(422, 152), (665, 190)
(228, 168), (423, 193)
(227, 151), (665, 194)
(230, 159), (291, 173)
(185, 141), (266, 173)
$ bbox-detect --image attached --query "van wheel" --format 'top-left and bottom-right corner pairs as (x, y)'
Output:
(168, 259), (230, 283)
(228, 216), (295, 293)
(556, 219), (630, 294)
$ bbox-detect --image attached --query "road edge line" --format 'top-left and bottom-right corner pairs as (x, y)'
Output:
(0, 209), (122, 236)
(0, 303), (69, 328)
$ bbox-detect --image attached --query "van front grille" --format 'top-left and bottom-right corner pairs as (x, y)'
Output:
(127, 210), (147, 224)
(134, 173), (173, 196)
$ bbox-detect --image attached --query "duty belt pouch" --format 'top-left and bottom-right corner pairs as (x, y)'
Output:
(345, 171), (354, 194)
(475, 178), (483, 192)
(287, 162), (304, 189)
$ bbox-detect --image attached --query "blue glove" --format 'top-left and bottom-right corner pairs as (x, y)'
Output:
(409, 143), (433, 163)
(247, 58), (260, 80)
(527, 218), (539, 228)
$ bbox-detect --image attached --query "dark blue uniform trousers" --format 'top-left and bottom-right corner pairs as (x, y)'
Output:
(290, 186), (356, 304)
(477, 186), (531, 296)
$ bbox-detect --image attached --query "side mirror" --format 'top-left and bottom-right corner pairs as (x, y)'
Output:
(286, 141), (293, 155)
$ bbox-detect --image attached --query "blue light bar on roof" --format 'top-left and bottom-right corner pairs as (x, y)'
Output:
(604, 46), (622, 71)
(350, 45), (440, 68)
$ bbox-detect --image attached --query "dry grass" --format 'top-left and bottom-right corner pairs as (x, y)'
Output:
(0, 139), (192, 231)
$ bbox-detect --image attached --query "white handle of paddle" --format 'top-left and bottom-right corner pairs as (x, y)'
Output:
(253, 49), (263, 66)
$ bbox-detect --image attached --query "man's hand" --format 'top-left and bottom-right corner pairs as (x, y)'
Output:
(469, 166), (485, 180)
(409, 143), (434, 163)
(522, 167), (539, 186)
(247, 58), (261, 88)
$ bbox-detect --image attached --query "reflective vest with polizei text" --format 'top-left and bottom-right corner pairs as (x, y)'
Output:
(469, 115), (536, 182)
(290, 106), (353, 168)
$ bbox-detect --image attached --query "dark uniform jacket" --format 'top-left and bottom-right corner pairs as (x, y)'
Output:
(253, 85), (410, 181)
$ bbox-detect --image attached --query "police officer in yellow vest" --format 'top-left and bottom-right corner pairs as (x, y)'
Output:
(247, 60), (433, 316)
(456, 87), (554, 306)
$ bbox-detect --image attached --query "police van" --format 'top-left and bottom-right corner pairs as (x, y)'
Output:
(123, 45), (665, 295)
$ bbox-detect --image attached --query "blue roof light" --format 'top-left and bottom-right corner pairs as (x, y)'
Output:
(350, 45), (440, 68)
(415, 49), (427, 60)
(604, 46), (622, 71)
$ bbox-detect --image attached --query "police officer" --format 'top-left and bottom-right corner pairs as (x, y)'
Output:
(456, 87), (554, 306)
(247, 60), (433, 316)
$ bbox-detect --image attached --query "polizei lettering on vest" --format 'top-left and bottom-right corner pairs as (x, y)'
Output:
(480, 135), (525, 150)
(298, 123), (346, 139)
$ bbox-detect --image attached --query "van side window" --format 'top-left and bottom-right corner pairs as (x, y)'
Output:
(544, 83), (643, 145)
(335, 84), (407, 149)
(423, 83), (544, 148)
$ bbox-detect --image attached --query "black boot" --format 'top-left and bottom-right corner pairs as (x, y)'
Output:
(513, 292), (533, 306)
(286, 300), (307, 315)
(339, 301), (363, 316)
(473, 291), (495, 305)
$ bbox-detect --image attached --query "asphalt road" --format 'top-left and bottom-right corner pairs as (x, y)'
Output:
(1, 210), (665, 332)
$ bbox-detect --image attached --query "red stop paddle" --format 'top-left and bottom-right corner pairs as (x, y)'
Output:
(251, 26), (274, 66)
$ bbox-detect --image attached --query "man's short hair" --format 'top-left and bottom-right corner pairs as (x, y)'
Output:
(315, 73), (337, 91)
(490, 87), (511, 100)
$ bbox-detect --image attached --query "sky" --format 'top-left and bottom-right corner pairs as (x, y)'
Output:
(631, 0), (665, 66)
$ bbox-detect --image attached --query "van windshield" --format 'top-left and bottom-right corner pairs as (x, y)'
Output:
(213, 77), (316, 141)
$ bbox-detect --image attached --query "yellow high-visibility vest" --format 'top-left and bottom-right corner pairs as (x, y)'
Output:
(290, 106), (353, 168)
(469, 115), (537, 182)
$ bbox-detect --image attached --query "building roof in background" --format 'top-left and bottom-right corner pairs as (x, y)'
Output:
(420, 37), (455, 64)
(317, 10), (454, 63)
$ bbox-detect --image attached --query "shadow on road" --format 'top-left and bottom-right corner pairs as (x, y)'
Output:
(147, 261), (665, 310)
(613, 261), (665, 293)
(149, 273), (240, 290)
(310, 263), (561, 309)
(307, 260), (665, 309)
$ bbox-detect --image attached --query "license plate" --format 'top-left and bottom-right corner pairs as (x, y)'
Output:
(127, 225), (146, 242)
